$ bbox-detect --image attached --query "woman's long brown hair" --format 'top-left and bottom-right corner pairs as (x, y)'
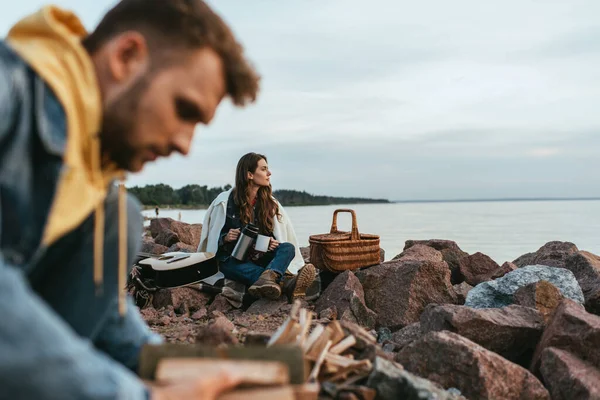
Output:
(233, 152), (281, 234)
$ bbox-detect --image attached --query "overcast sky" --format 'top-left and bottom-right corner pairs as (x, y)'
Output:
(3, 1), (600, 201)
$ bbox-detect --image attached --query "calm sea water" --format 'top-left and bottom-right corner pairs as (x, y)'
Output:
(142, 200), (600, 264)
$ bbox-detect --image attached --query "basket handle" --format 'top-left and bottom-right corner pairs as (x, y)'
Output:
(330, 209), (360, 241)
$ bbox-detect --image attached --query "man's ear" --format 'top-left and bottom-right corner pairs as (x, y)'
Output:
(106, 31), (149, 83)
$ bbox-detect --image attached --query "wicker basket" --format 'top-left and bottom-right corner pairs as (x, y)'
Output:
(309, 209), (380, 273)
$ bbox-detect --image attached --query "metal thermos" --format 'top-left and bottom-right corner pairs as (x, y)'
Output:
(231, 223), (259, 261)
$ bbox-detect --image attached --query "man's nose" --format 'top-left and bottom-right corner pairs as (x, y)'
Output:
(171, 128), (195, 156)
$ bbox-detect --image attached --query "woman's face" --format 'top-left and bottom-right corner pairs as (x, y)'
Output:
(248, 158), (271, 187)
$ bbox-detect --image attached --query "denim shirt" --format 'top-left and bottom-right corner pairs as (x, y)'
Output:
(0, 41), (150, 399)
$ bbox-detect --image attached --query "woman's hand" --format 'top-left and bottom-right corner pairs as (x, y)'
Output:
(224, 228), (240, 243)
(268, 238), (279, 251)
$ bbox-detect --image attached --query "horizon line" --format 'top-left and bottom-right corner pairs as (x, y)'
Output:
(391, 196), (600, 204)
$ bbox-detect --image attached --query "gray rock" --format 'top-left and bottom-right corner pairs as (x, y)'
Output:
(465, 265), (584, 309)
(366, 357), (462, 400)
(377, 327), (393, 344)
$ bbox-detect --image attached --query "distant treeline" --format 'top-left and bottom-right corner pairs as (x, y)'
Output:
(127, 184), (390, 207)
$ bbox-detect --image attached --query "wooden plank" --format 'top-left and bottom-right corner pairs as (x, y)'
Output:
(218, 386), (295, 400)
(156, 358), (289, 386)
(297, 310), (313, 348)
(303, 324), (324, 354)
(329, 335), (356, 355)
(306, 327), (332, 360)
(138, 344), (307, 384)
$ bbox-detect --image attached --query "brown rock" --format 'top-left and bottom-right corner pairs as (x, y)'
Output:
(496, 261), (518, 278)
(531, 298), (600, 373)
(539, 347), (600, 400)
(457, 252), (501, 286)
(403, 239), (469, 283)
(420, 304), (544, 366)
(513, 252), (537, 268)
(196, 323), (238, 347)
(210, 315), (235, 332)
(246, 298), (288, 315)
(392, 244), (443, 263)
(565, 251), (600, 315)
(191, 308), (207, 320)
(152, 288), (211, 313)
(315, 271), (377, 329)
(513, 280), (563, 323)
(139, 307), (160, 324)
(167, 242), (197, 253)
(453, 282), (473, 305)
(390, 322), (422, 350)
(208, 294), (234, 314)
(154, 229), (180, 247)
(358, 259), (457, 330)
(244, 331), (272, 346)
(150, 218), (202, 248)
(534, 241), (579, 268)
(319, 306), (338, 320)
(140, 237), (168, 255)
(397, 331), (550, 400)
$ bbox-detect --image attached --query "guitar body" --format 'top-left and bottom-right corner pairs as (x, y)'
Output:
(137, 252), (223, 288)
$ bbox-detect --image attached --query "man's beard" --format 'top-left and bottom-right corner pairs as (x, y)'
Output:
(99, 75), (150, 171)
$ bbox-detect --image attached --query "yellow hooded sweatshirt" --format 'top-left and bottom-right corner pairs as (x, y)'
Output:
(6, 6), (129, 315)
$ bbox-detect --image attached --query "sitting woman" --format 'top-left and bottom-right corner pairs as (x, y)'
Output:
(198, 152), (315, 300)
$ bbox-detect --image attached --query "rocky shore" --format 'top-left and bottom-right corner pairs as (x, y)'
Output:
(139, 218), (600, 399)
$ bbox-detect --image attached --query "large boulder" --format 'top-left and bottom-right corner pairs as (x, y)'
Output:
(539, 347), (600, 400)
(457, 252), (504, 286)
(403, 239), (469, 283)
(315, 271), (376, 329)
(357, 259), (457, 330)
(465, 265), (585, 309)
(513, 241), (579, 269)
(513, 280), (563, 324)
(453, 282), (473, 305)
(392, 244), (443, 263)
(420, 304), (544, 366)
(140, 237), (168, 255)
(531, 299), (600, 374)
(154, 229), (180, 247)
(396, 331), (550, 400)
(150, 218), (202, 248)
(565, 251), (600, 315)
(365, 356), (463, 400)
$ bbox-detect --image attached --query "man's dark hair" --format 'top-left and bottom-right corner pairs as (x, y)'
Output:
(83, 0), (259, 106)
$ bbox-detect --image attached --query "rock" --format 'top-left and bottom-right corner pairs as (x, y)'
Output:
(457, 252), (501, 285)
(397, 331), (550, 400)
(390, 322), (422, 350)
(208, 294), (234, 314)
(246, 298), (288, 315)
(150, 218), (202, 248)
(531, 241), (579, 269)
(453, 282), (472, 305)
(315, 271), (377, 329)
(379, 247), (385, 263)
(403, 239), (469, 283)
(365, 356), (462, 400)
(196, 323), (238, 347)
(152, 288), (212, 313)
(358, 259), (457, 330)
(166, 242), (196, 253)
(300, 246), (311, 264)
(531, 298), (600, 373)
(154, 229), (180, 247)
(420, 304), (544, 366)
(499, 261), (518, 275)
(513, 252), (537, 268)
(465, 265), (585, 309)
(565, 251), (600, 315)
(318, 306), (338, 320)
(340, 320), (377, 350)
(140, 237), (168, 255)
(210, 315), (235, 332)
(382, 344), (396, 353)
(191, 308), (207, 320)
(377, 327), (392, 344)
(139, 307), (160, 324)
(539, 347), (600, 400)
(392, 244), (443, 263)
(513, 280), (563, 323)
(244, 331), (272, 346)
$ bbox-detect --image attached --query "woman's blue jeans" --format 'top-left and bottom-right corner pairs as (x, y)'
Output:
(219, 242), (295, 286)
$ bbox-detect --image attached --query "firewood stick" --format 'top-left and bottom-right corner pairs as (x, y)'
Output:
(303, 324), (325, 354)
(307, 340), (332, 383)
(327, 359), (372, 382)
(297, 310), (313, 347)
(306, 327), (333, 360)
(329, 335), (356, 355)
